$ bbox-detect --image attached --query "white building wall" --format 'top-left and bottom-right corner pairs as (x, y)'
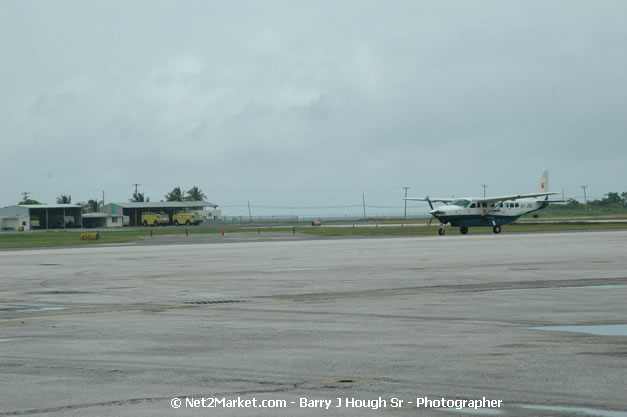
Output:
(194, 209), (222, 220)
(0, 216), (30, 231)
(106, 216), (124, 227)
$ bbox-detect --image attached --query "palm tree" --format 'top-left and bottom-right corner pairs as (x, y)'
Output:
(185, 186), (206, 201)
(56, 195), (72, 204)
(130, 192), (149, 202)
(85, 199), (102, 213)
(165, 187), (183, 202)
(18, 199), (42, 205)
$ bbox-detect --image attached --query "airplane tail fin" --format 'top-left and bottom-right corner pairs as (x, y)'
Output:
(536, 169), (549, 199)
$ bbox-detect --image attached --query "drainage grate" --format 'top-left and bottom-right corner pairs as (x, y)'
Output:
(184, 300), (244, 305)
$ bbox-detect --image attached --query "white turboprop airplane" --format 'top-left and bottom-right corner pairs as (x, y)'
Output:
(406, 170), (560, 235)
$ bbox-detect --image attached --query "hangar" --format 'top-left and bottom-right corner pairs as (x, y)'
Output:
(0, 204), (83, 230)
(101, 201), (220, 227)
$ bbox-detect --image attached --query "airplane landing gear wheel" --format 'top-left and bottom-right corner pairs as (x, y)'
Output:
(460, 226), (468, 235)
(438, 228), (445, 236)
(493, 225), (501, 234)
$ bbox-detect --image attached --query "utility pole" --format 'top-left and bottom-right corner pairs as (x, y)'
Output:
(481, 184), (488, 198)
(362, 193), (366, 219)
(102, 191), (105, 207)
(403, 187), (410, 219)
(581, 185), (588, 211)
(21, 191), (30, 202)
(132, 183), (141, 197)
(247, 200), (252, 222)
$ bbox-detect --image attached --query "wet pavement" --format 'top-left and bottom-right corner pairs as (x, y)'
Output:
(1, 230), (626, 416)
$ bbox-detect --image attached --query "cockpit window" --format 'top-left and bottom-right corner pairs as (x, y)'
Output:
(449, 199), (470, 208)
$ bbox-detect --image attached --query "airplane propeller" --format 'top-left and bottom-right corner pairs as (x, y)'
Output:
(425, 197), (435, 226)
(425, 196), (434, 210)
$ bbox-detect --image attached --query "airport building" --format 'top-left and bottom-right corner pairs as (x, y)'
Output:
(100, 201), (221, 227)
(0, 204), (83, 231)
(81, 212), (127, 228)
(0, 201), (221, 230)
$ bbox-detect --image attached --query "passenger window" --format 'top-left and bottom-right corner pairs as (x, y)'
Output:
(470, 203), (476, 208)
(515, 203), (519, 208)
(482, 202), (487, 208)
(490, 203), (495, 207)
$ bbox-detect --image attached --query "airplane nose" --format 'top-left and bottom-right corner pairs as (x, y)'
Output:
(430, 208), (442, 216)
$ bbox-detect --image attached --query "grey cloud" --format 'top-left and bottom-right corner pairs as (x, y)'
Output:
(1, 1), (626, 211)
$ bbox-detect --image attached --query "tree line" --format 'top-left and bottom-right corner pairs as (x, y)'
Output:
(130, 186), (206, 203)
(563, 192), (627, 208)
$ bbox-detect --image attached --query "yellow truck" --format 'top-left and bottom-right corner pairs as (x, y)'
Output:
(141, 213), (169, 227)
(172, 212), (203, 226)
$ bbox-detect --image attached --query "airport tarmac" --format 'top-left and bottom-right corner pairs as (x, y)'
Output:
(1, 231), (626, 416)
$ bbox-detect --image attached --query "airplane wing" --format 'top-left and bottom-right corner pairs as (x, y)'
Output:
(404, 197), (454, 203)
(475, 192), (558, 204)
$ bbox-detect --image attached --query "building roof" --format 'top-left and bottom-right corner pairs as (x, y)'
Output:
(13, 204), (82, 209)
(82, 212), (124, 218)
(109, 200), (218, 209)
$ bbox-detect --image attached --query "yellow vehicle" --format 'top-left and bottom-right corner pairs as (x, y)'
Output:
(141, 213), (169, 227)
(172, 212), (202, 226)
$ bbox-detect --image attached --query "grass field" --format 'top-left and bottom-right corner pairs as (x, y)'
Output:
(0, 230), (148, 249)
(0, 226), (308, 249)
(0, 227), (226, 249)
(521, 205), (627, 219)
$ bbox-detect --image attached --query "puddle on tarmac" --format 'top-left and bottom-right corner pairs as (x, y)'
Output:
(531, 324), (627, 336)
(493, 284), (627, 293)
(568, 285), (627, 290)
(259, 267), (331, 273)
(0, 306), (69, 313)
(0, 338), (20, 343)
(516, 404), (627, 417)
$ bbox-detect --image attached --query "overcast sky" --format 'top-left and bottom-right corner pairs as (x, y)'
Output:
(2, 1), (626, 217)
